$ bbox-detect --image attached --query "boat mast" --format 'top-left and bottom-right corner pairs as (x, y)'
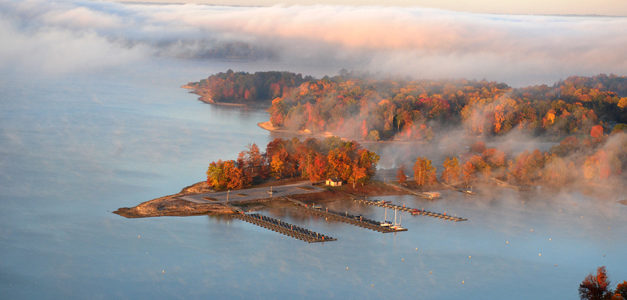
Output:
(394, 208), (397, 226)
(384, 206), (388, 222)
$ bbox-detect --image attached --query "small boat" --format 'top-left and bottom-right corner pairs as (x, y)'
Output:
(390, 225), (406, 231)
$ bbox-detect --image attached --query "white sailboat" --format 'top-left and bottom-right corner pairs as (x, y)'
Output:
(391, 207), (405, 231)
(380, 206), (391, 227)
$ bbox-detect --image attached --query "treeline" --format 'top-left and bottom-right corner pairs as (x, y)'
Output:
(265, 73), (627, 140)
(186, 70), (310, 104)
(397, 129), (626, 188)
(206, 137), (379, 191)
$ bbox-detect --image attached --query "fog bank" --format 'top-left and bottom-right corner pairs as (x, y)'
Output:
(1, 1), (626, 85)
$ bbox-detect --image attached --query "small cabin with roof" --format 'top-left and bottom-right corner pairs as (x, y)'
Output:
(325, 178), (343, 187)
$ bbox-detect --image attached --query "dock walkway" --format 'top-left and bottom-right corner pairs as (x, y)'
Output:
(231, 212), (336, 243)
(283, 197), (407, 233)
(353, 198), (467, 222)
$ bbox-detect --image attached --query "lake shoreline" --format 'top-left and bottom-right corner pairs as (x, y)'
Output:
(114, 180), (411, 218)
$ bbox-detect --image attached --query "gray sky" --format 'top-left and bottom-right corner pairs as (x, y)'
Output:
(116, 0), (627, 16)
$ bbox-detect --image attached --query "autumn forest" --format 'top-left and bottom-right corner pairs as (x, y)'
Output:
(188, 71), (627, 140)
(194, 71), (627, 191)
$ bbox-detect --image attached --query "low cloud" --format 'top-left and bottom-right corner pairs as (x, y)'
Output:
(0, 1), (626, 84)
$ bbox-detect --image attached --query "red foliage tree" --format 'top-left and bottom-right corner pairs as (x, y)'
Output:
(579, 266), (613, 300)
(591, 125), (604, 138)
(508, 150), (545, 185)
(396, 165), (407, 184)
(616, 281), (627, 300)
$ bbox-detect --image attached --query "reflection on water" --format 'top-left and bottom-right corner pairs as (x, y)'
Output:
(0, 61), (626, 299)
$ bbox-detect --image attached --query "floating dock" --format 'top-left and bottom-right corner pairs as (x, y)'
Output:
(353, 198), (468, 222)
(283, 197), (407, 233)
(231, 212), (336, 243)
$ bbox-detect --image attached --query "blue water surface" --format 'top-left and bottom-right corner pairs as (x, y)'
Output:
(0, 59), (625, 299)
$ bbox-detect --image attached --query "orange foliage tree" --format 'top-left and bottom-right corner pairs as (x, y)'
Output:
(461, 160), (476, 187)
(441, 157), (461, 185)
(206, 160), (245, 191)
(508, 150), (545, 185)
(542, 154), (571, 187)
(413, 157), (436, 187)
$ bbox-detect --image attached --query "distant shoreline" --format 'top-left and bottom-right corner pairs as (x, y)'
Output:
(257, 121), (335, 137)
(257, 121), (428, 145)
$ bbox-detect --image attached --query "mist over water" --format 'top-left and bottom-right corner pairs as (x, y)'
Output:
(1, 1), (627, 299)
(1, 0), (627, 86)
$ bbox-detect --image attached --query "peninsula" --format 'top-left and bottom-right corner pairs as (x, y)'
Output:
(119, 71), (627, 219)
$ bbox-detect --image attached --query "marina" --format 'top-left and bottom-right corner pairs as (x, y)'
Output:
(353, 198), (468, 222)
(283, 197), (408, 233)
(231, 212), (336, 243)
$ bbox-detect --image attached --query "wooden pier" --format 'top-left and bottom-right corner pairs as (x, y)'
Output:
(231, 212), (336, 243)
(283, 197), (408, 233)
(353, 198), (468, 222)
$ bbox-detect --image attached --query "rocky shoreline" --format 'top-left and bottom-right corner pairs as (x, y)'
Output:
(114, 181), (235, 218)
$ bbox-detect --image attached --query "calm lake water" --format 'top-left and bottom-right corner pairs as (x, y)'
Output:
(1, 59), (625, 299)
